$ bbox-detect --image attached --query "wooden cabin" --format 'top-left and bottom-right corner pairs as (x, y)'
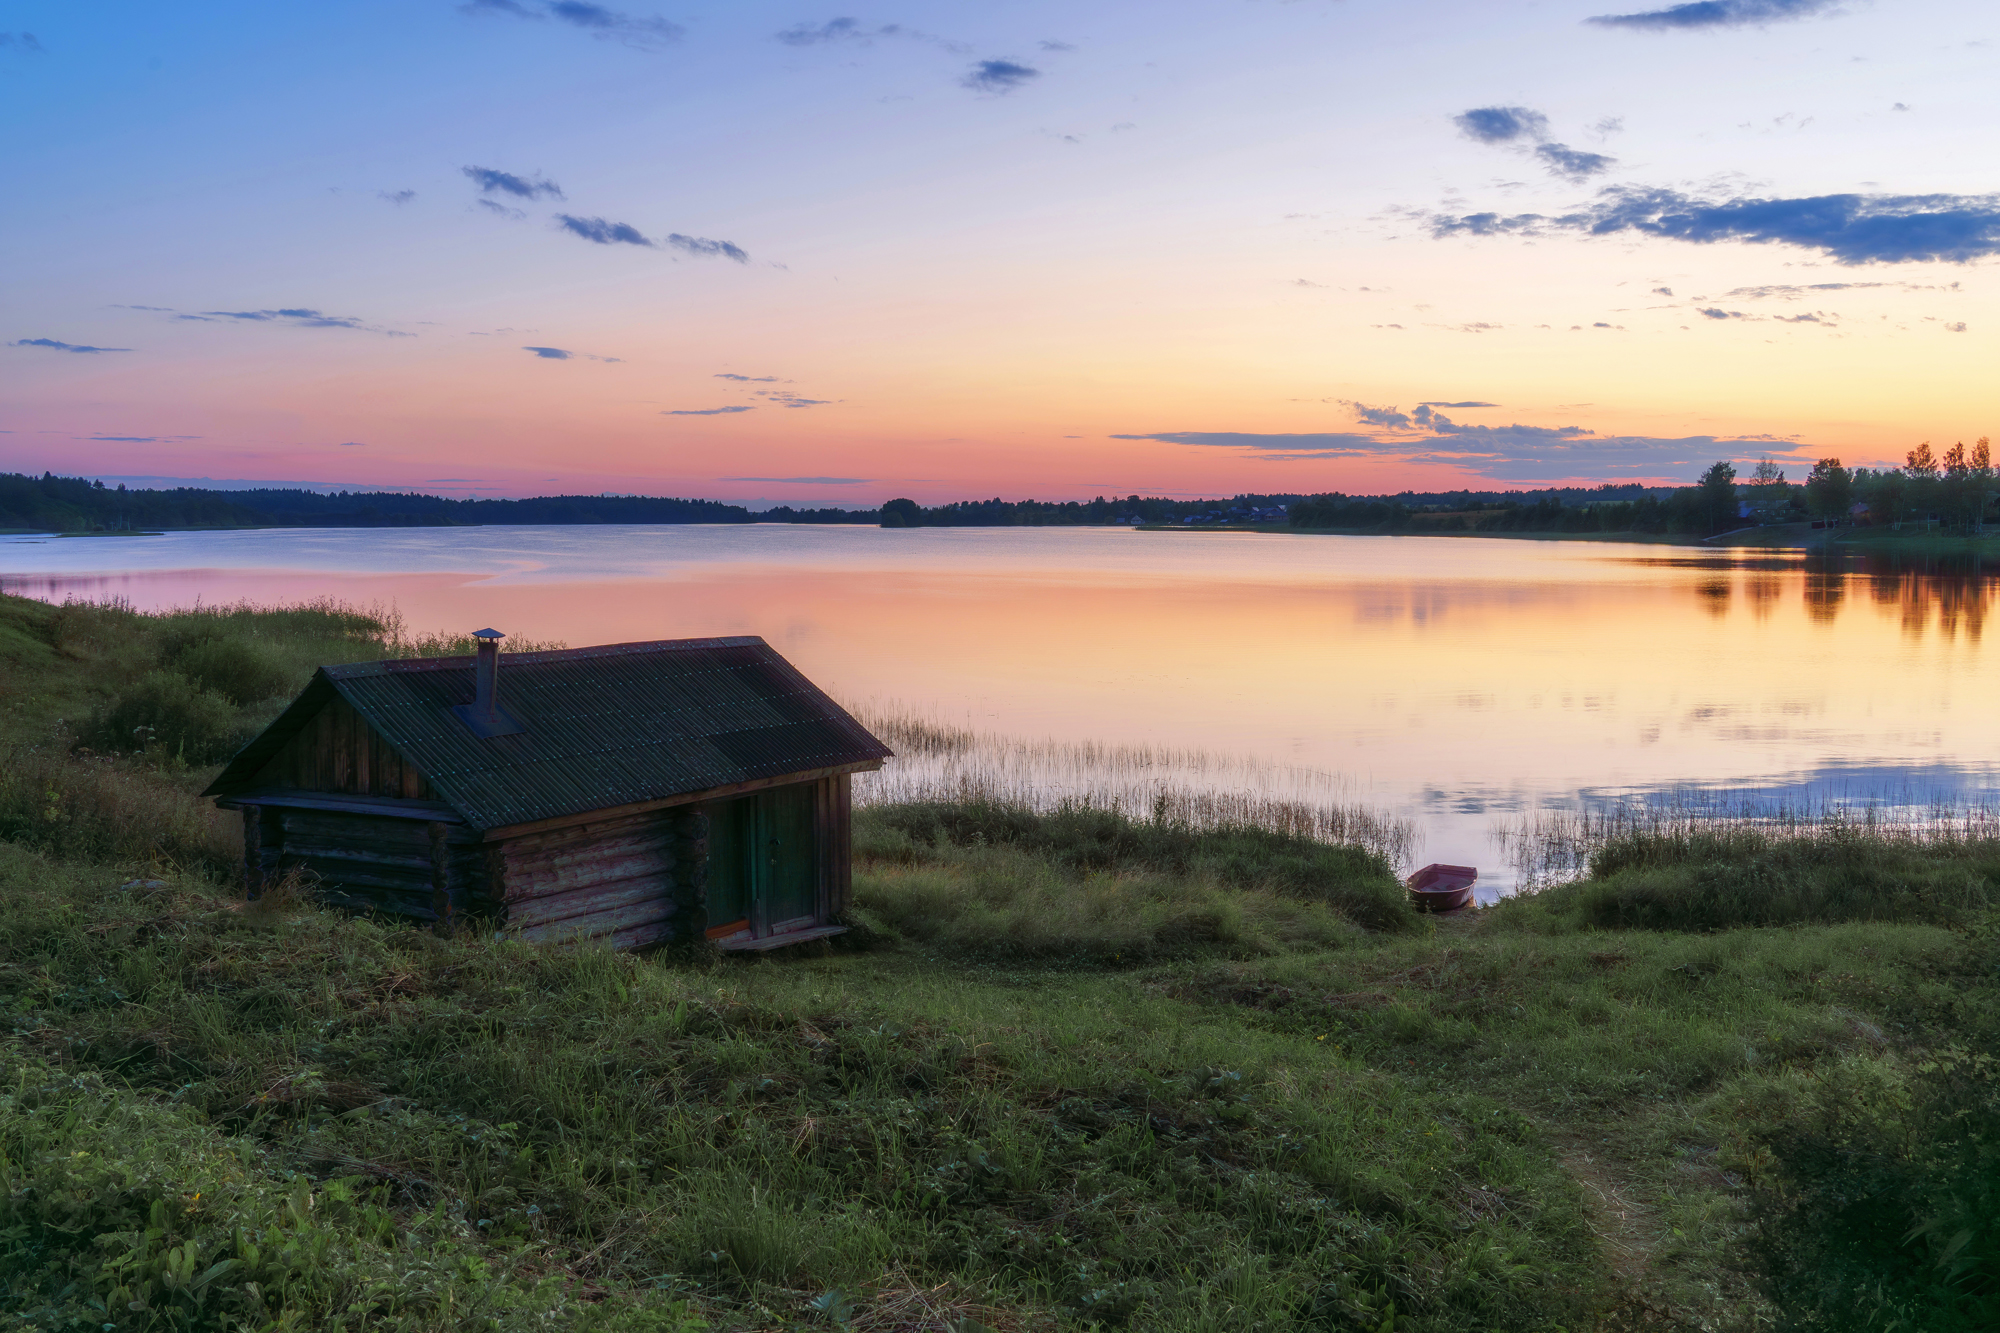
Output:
(202, 633), (892, 952)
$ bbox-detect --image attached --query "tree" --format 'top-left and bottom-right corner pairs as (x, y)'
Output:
(1803, 459), (1852, 525)
(1903, 441), (1941, 525)
(878, 497), (921, 528)
(1749, 457), (1786, 487)
(1871, 469), (1910, 529)
(1973, 437), (1994, 533)
(1697, 460), (1738, 532)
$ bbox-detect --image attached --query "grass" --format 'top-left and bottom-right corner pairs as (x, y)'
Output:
(0, 590), (1996, 1331)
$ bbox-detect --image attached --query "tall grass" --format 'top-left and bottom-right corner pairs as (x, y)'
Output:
(854, 705), (1416, 869)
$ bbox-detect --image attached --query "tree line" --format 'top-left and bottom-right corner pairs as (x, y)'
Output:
(1289, 438), (1995, 537)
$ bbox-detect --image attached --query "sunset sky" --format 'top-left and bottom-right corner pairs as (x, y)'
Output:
(4, 0), (1996, 505)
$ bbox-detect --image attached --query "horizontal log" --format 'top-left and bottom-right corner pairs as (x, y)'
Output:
(508, 856), (672, 896)
(515, 897), (673, 944)
(607, 920), (678, 951)
(281, 861), (432, 895)
(506, 877), (675, 930)
(281, 841), (433, 871)
(280, 818), (434, 851)
(314, 887), (439, 921)
(503, 829), (674, 873)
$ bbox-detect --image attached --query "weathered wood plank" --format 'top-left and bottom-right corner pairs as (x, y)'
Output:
(315, 887), (439, 921)
(502, 847), (672, 898)
(281, 844), (433, 873)
(606, 919), (677, 951)
(505, 876), (673, 929)
(280, 854), (432, 886)
(515, 897), (674, 943)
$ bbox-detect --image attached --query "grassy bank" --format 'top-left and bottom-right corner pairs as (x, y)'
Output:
(1, 592), (1996, 1331)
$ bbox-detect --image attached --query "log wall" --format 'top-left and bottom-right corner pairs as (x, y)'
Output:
(270, 808), (490, 923)
(494, 810), (684, 951)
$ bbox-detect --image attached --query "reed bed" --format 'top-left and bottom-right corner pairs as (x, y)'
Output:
(851, 704), (1416, 868)
(1496, 785), (2000, 891)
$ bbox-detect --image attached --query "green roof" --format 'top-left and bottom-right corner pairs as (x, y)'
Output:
(205, 636), (890, 830)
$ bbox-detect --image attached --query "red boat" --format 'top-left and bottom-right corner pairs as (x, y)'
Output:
(1407, 863), (1477, 912)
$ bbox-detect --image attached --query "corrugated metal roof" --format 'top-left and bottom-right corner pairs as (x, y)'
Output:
(204, 636), (891, 830)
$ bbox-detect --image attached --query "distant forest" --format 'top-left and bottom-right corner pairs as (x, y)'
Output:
(0, 473), (753, 532)
(4, 454), (1988, 536)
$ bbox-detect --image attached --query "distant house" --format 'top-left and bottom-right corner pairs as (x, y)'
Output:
(203, 634), (891, 952)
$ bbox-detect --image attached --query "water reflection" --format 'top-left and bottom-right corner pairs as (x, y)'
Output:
(3, 527), (1997, 885)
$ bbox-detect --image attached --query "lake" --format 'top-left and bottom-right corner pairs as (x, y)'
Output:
(4, 524), (1996, 895)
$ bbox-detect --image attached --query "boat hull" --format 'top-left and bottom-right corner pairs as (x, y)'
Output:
(1407, 863), (1477, 912)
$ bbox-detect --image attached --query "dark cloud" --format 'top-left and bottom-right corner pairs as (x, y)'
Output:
(337, 441), (367, 447)
(1347, 402), (1412, 428)
(962, 59), (1039, 93)
(11, 338), (131, 353)
(715, 373), (782, 382)
(1719, 280), (1952, 298)
(1698, 308), (1749, 319)
(1039, 39), (1075, 51)
(1588, 0), (1839, 30)
(522, 345), (622, 362)
(477, 199), (527, 220)
(463, 166), (564, 200)
(556, 214), (654, 246)
(1430, 187), (2000, 265)
(379, 189), (417, 205)
(0, 32), (44, 53)
(725, 476), (870, 484)
(547, 0), (683, 46)
(192, 308), (410, 335)
(1453, 106), (1548, 144)
(460, 0), (683, 49)
(1535, 142), (1616, 180)
(1112, 423), (1772, 481)
(666, 233), (750, 262)
(1419, 401), (1499, 408)
(91, 436), (159, 442)
(665, 406), (756, 415)
(776, 18), (882, 45)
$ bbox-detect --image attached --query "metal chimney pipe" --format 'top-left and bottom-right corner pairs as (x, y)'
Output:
(473, 628), (504, 720)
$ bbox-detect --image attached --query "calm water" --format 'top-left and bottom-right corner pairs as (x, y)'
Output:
(4, 524), (1996, 892)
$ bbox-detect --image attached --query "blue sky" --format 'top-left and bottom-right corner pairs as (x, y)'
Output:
(2, 0), (1995, 502)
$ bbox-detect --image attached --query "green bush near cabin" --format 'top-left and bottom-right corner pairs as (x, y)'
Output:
(859, 799), (1413, 939)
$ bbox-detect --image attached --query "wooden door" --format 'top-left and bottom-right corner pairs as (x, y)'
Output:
(705, 785), (818, 941)
(755, 784), (818, 935)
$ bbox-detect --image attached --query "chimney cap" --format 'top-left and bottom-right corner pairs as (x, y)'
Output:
(472, 628), (505, 640)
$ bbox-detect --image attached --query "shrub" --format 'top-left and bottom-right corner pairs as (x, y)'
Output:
(171, 634), (290, 705)
(859, 800), (1412, 932)
(0, 747), (236, 872)
(86, 670), (242, 763)
(1744, 936), (2000, 1330)
(1514, 825), (2000, 932)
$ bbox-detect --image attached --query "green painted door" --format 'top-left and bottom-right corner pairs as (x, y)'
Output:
(754, 784), (818, 935)
(706, 786), (818, 940)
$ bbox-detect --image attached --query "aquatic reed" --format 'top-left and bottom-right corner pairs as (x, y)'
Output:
(852, 703), (1417, 868)
(1495, 786), (2000, 892)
